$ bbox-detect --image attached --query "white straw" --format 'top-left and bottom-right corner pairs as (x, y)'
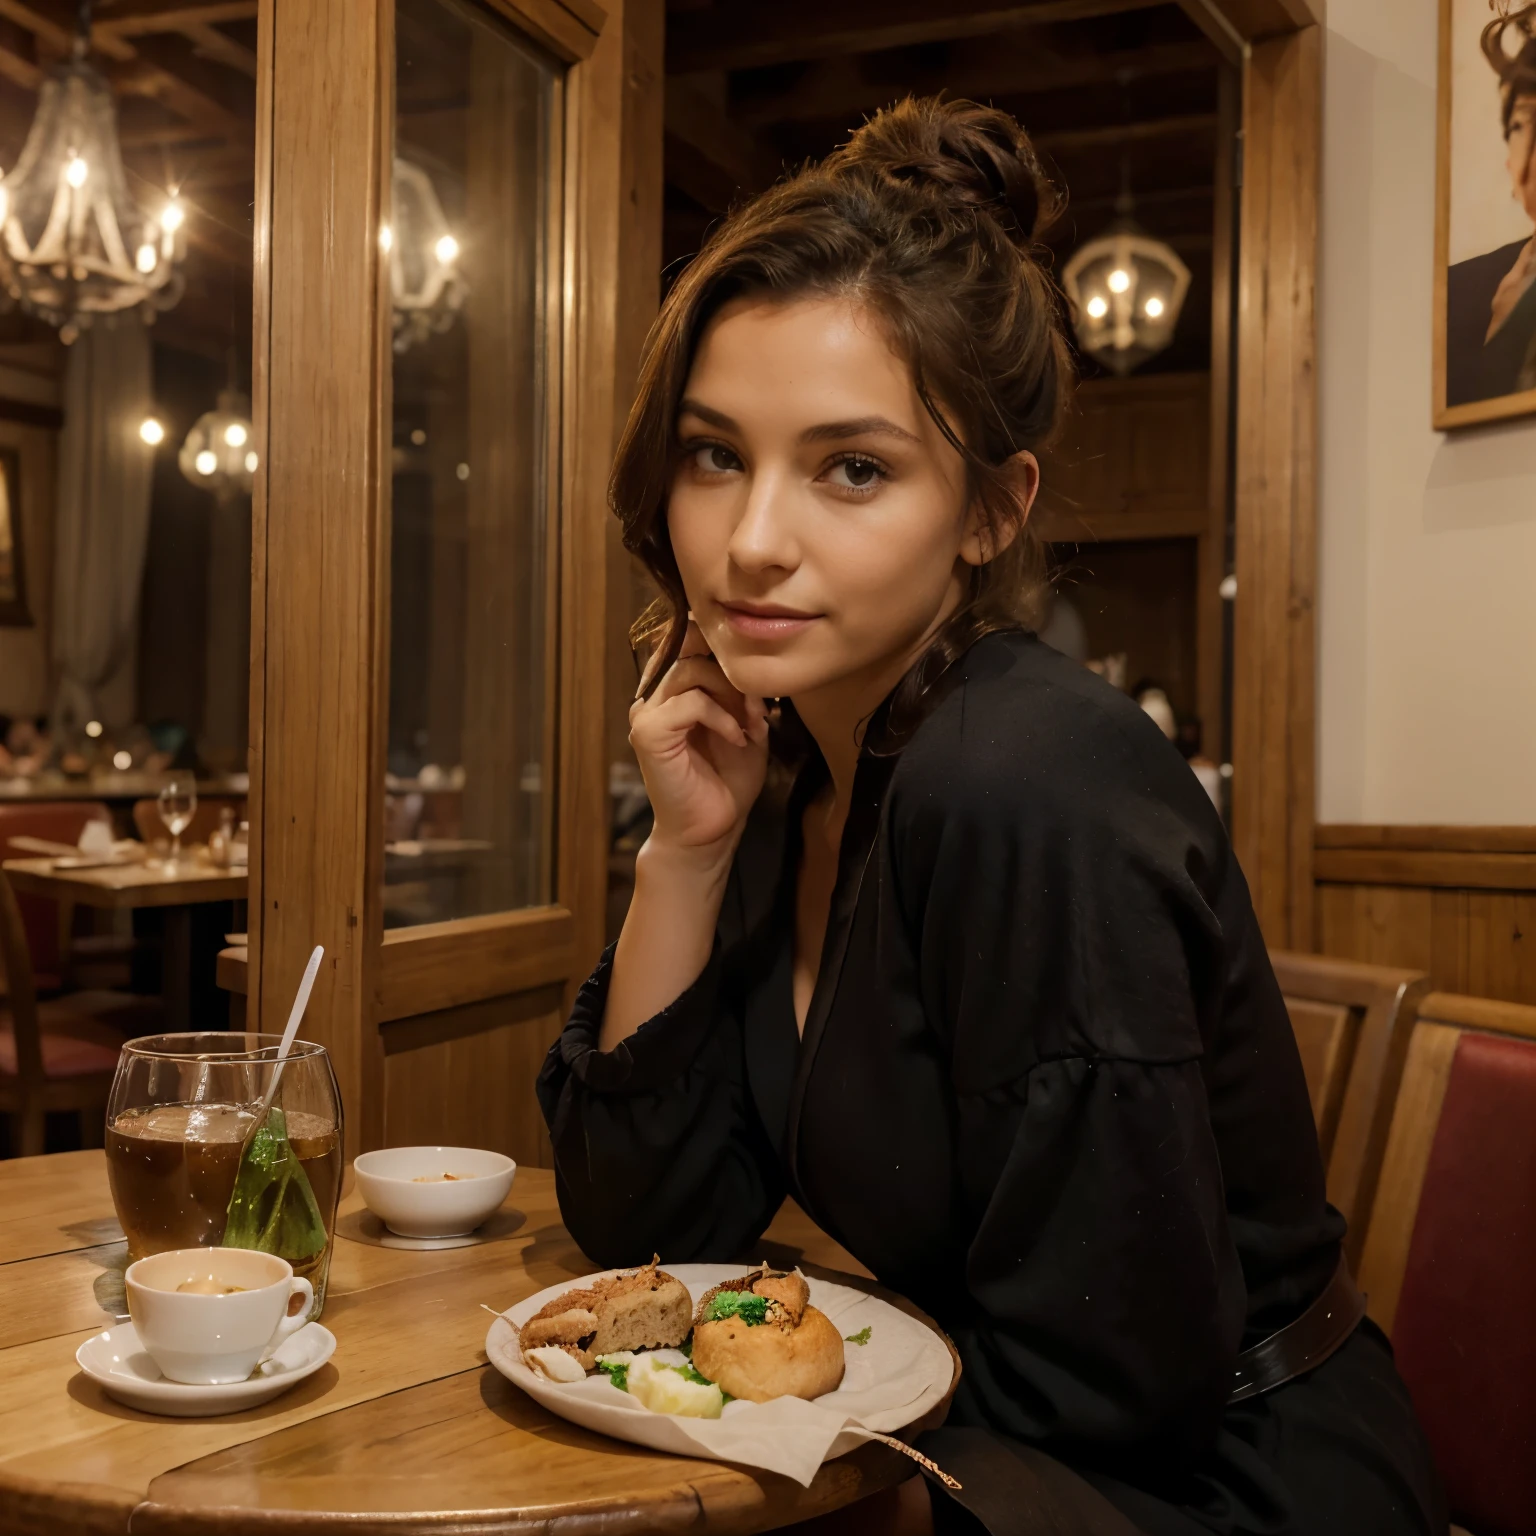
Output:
(261, 944), (324, 1116)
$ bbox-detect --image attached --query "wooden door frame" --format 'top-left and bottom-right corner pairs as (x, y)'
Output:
(248, 0), (655, 1160)
(1179, 0), (1324, 951)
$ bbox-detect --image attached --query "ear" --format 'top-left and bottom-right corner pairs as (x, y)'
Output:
(958, 451), (1040, 567)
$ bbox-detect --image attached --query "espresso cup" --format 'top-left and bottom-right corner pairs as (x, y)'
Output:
(125, 1248), (315, 1385)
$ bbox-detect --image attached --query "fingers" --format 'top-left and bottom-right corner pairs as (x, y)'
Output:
(632, 688), (754, 752)
(635, 618), (711, 700)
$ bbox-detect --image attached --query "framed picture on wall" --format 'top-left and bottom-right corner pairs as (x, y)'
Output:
(0, 447), (28, 627)
(1436, 0), (1536, 428)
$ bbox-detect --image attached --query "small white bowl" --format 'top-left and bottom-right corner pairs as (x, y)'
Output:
(352, 1146), (516, 1238)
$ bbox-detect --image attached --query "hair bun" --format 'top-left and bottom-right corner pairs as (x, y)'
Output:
(833, 97), (1060, 245)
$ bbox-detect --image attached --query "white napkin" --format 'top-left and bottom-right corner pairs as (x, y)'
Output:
(78, 819), (114, 856)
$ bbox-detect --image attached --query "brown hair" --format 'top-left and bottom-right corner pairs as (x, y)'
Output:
(1483, 2), (1536, 136)
(613, 96), (1074, 725)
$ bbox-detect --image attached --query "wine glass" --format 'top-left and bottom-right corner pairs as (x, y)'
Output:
(158, 774), (197, 869)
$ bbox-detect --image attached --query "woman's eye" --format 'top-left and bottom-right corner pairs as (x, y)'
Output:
(691, 444), (741, 475)
(827, 456), (884, 491)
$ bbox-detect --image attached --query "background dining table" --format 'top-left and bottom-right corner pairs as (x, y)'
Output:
(0, 1153), (952, 1535)
(2, 854), (246, 1032)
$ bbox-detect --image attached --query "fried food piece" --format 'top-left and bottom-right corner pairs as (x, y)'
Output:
(518, 1257), (691, 1373)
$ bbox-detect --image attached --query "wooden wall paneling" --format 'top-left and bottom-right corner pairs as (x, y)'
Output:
(1315, 828), (1536, 1008)
(1197, 62), (1239, 758)
(1231, 23), (1320, 950)
(250, 0), (392, 1159)
(381, 997), (566, 1168)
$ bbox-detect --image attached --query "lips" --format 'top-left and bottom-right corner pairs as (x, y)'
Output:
(717, 601), (820, 640)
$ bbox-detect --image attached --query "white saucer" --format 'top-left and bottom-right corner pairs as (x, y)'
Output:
(335, 1205), (525, 1251)
(76, 1320), (336, 1417)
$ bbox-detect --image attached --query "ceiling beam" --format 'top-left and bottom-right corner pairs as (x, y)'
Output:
(1033, 110), (1217, 153)
(668, 0), (1170, 74)
(0, 2), (252, 145)
(664, 78), (782, 212)
(733, 38), (1218, 128)
(94, 3), (258, 37)
(0, 40), (37, 90)
(183, 22), (256, 78)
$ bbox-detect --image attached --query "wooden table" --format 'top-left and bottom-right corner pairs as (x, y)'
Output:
(0, 1155), (942, 1535)
(3, 856), (247, 1033)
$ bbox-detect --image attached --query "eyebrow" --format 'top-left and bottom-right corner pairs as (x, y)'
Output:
(677, 398), (921, 447)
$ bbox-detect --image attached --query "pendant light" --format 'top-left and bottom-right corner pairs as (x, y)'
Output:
(1062, 186), (1190, 377)
(0, 3), (185, 342)
(180, 353), (256, 497)
(386, 156), (466, 353)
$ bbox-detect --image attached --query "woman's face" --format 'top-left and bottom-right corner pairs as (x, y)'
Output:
(666, 294), (1030, 707)
(1509, 93), (1536, 224)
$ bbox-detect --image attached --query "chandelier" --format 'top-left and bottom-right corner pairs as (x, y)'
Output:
(179, 390), (256, 496)
(1062, 197), (1190, 377)
(0, 22), (185, 342)
(386, 156), (465, 353)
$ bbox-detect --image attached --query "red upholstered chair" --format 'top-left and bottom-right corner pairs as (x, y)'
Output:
(1270, 951), (1429, 1267)
(0, 869), (161, 1157)
(1358, 991), (1536, 1536)
(0, 800), (114, 993)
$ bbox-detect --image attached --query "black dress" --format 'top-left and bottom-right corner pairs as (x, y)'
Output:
(538, 633), (1445, 1536)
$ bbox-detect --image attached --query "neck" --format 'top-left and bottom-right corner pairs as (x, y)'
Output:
(791, 582), (965, 812)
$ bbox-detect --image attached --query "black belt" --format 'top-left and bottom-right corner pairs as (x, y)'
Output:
(1228, 1253), (1367, 1403)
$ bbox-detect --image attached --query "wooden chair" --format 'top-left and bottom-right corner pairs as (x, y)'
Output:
(1357, 991), (1536, 1536)
(0, 800), (114, 993)
(1270, 951), (1429, 1265)
(0, 870), (162, 1157)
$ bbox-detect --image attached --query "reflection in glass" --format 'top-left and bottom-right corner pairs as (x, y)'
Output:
(385, 0), (560, 930)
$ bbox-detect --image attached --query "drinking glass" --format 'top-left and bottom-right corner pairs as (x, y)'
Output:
(157, 774), (197, 869)
(105, 1033), (344, 1319)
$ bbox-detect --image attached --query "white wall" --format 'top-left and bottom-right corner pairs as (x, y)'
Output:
(1318, 0), (1536, 826)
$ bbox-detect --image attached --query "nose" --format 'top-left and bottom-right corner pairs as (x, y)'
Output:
(726, 462), (799, 577)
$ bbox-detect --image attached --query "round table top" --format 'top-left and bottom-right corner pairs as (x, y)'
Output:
(0, 1150), (952, 1534)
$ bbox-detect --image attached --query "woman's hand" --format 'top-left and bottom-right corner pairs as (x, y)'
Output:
(629, 622), (769, 861)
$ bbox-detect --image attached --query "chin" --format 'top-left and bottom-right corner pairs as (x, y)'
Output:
(711, 649), (818, 700)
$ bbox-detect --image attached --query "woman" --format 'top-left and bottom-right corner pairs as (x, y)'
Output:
(538, 99), (1444, 1535)
(1446, 1), (1536, 406)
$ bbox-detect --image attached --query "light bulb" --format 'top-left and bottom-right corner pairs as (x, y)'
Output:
(455, 461), (470, 481)
(161, 200), (184, 231)
(113, 750), (132, 770)
(224, 422), (248, 447)
(244, 450), (258, 473)
(1144, 296), (1165, 319)
(139, 417), (165, 445)
(136, 243), (156, 273)
(84, 720), (103, 738)
(379, 224), (393, 252)
(409, 428), (426, 446)
(1085, 295), (1109, 320)
(1107, 268), (1130, 294)
(434, 233), (459, 264)
(195, 449), (218, 475)
(65, 155), (87, 188)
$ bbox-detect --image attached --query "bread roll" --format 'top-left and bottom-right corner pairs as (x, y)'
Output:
(692, 1302), (846, 1403)
(689, 1265), (846, 1403)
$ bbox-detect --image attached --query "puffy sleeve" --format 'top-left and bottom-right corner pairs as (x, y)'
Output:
(892, 691), (1252, 1471)
(536, 811), (788, 1270)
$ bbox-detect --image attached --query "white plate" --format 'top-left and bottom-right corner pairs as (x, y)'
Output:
(485, 1263), (956, 1486)
(76, 1320), (336, 1417)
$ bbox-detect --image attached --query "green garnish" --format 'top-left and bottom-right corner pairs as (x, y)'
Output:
(704, 1290), (769, 1325)
(667, 1362), (716, 1388)
(845, 1326), (872, 1346)
(598, 1360), (629, 1391)
(679, 1335), (693, 1359)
